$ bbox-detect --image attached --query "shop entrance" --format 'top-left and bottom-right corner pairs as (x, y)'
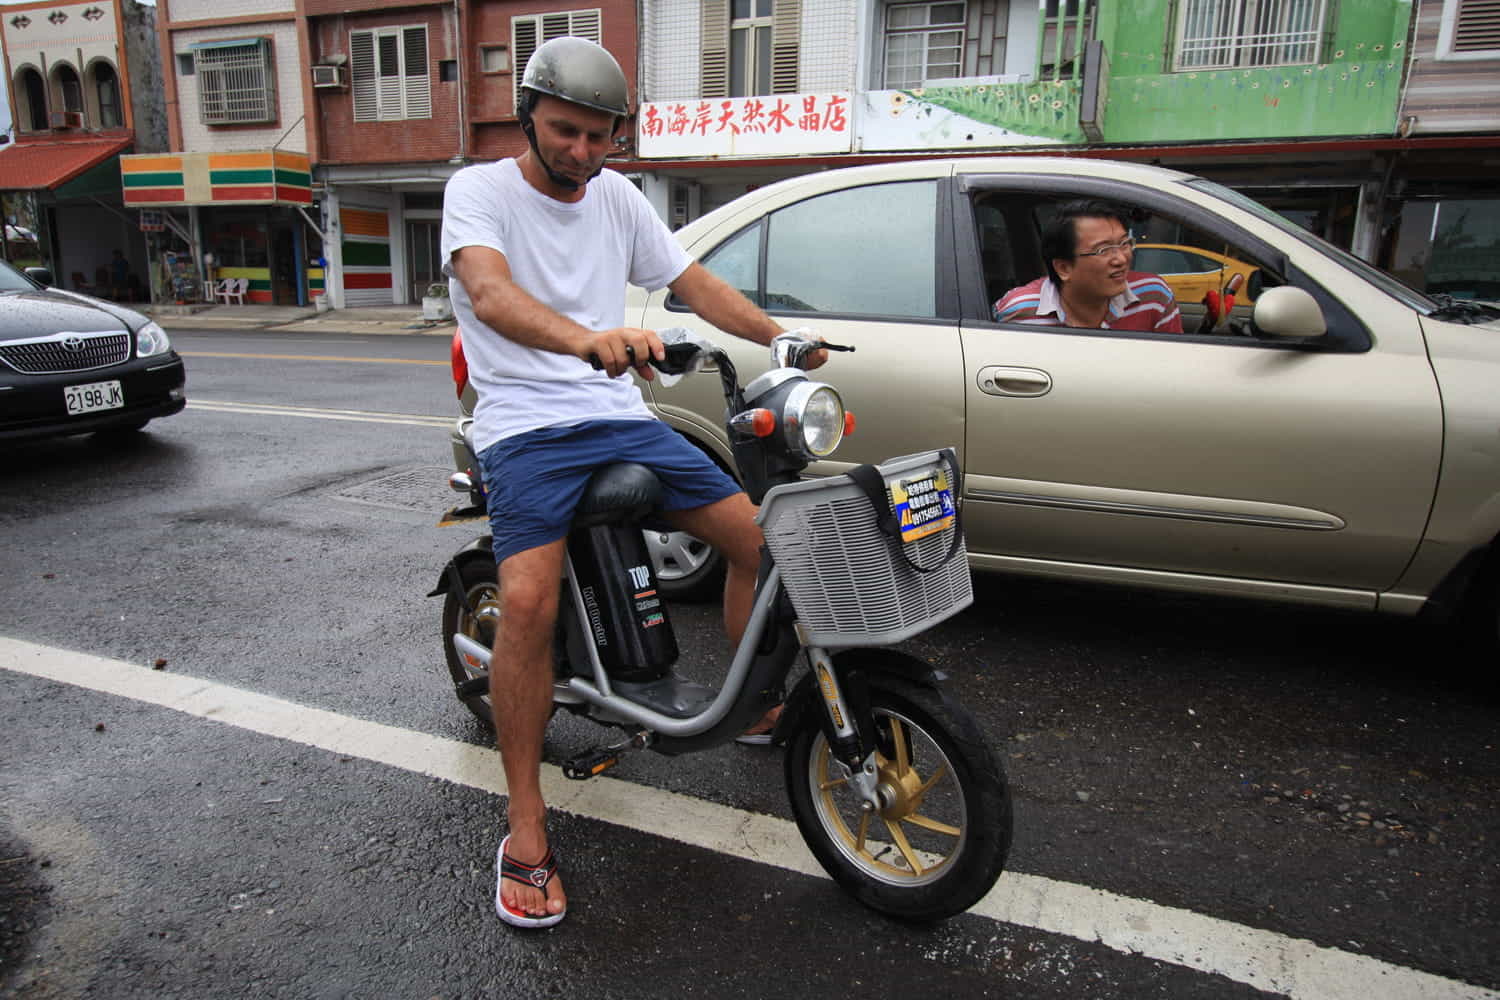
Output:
(406, 219), (442, 302)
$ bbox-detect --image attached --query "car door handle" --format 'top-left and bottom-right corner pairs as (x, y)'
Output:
(977, 366), (1052, 397)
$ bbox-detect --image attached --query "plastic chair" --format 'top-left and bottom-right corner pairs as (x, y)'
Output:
(215, 277), (247, 305)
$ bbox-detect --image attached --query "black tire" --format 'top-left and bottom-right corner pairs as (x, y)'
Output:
(440, 557), (500, 727)
(784, 673), (1012, 922)
(644, 527), (725, 602)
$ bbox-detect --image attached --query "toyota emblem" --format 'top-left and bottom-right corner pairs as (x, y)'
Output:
(61, 335), (84, 352)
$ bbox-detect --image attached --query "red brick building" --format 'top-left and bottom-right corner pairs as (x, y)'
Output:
(306, 0), (640, 306)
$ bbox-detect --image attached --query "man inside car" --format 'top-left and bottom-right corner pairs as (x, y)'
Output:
(993, 200), (1183, 333)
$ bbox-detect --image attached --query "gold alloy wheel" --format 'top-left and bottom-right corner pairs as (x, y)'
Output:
(808, 709), (968, 885)
(459, 582), (500, 682)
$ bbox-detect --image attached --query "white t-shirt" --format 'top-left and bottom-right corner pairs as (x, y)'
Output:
(440, 158), (693, 451)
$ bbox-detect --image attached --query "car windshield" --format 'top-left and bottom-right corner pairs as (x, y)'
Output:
(0, 260), (40, 292)
(1185, 178), (1441, 313)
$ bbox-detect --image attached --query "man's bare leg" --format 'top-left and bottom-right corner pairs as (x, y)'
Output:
(667, 491), (763, 643)
(667, 492), (780, 733)
(491, 539), (567, 920)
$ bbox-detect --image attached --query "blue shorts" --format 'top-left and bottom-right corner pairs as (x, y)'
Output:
(477, 419), (740, 564)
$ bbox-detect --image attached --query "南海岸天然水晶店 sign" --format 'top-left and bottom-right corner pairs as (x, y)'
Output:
(638, 94), (853, 158)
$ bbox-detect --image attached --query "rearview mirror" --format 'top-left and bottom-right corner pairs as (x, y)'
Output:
(1252, 286), (1325, 339)
(23, 266), (53, 287)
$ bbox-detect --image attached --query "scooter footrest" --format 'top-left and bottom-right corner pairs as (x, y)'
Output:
(608, 675), (717, 719)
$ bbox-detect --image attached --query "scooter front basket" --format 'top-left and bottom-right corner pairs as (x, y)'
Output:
(757, 450), (972, 647)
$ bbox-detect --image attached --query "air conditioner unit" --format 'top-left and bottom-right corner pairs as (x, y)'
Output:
(48, 110), (83, 129)
(311, 64), (345, 89)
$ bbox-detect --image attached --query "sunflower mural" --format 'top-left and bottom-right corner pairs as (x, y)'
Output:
(862, 78), (1086, 151)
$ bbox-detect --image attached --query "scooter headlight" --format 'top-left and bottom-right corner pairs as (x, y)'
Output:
(783, 382), (845, 459)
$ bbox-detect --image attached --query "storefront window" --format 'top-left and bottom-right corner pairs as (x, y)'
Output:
(207, 212), (271, 268)
(1388, 199), (1500, 301)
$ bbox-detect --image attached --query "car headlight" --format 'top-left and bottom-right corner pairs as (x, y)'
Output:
(783, 382), (845, 458)
(136, 321), (171, 358)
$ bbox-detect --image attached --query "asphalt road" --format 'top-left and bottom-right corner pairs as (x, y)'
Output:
(1, 329), (1496, 999)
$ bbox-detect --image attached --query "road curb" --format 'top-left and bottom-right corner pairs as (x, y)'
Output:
(153, 317), (457, 337)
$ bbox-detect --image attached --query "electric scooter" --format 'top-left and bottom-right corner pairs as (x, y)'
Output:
(430, 330), (1012, 921)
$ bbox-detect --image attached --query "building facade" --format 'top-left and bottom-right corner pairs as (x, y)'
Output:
(0, 0), (165, 299)
(120, 0), (316, 305)
(633, 0), (1500, 293)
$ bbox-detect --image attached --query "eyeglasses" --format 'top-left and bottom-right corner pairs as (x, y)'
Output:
(1076, 236), (1135, 258)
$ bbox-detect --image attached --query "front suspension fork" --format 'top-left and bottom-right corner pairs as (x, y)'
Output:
(804, 644), (884, 813)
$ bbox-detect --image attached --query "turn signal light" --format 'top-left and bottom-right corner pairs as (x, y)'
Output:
(748, 408), (776, 437)
(844, 411), (856, 436)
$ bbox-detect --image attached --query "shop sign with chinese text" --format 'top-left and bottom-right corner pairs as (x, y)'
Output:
(638, 93), (853, 158)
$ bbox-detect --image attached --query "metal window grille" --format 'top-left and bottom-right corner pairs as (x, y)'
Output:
(351, 26), (431, 122)
(1174, 0), (1327, 70)
(512, 10), (603, 110)
(195, 40), (276, 124)
(883, 1), (965, 88)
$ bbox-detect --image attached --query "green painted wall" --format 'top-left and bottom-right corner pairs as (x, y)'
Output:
(1097, 0), (1412, 143)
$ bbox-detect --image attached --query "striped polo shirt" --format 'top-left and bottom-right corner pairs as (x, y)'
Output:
(993, 273), (1183, 333)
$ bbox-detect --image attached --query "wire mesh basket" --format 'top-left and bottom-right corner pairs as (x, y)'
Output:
(757, 450), (973, 648)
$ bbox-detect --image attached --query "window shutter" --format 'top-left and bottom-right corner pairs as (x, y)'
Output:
(770, 0), (801, 93)
(512, 11), (603, 109)
(376, 34), (402, 119)
(1455, 0), (1500, 51)
(403, 26), (431, 118)
(351, 30), (377, 121)
(701, 0), (730, 97)
(568, 8), (602, 41)
(513, 18), (539, 109)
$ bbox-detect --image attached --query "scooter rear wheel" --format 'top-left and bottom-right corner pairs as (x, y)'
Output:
(440, 557), (500, 727)
(784, 674), (1012, 922)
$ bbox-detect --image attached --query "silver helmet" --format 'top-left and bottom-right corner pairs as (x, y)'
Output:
(520, 36), (629, 119)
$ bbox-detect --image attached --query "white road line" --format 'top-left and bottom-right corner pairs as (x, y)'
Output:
(1, 635), (1493, 1000)
(188, 399), (452, 428)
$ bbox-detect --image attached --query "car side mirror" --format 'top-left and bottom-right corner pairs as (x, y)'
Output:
(1251, 286), (1326, 339)
(24, 266), (53, 287)
(1245, 269), (1263, 301)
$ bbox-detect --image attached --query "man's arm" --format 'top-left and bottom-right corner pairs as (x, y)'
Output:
(668, 262), (827, 369)
(450, 245), (660, 378)
(668, 262), (782, 347)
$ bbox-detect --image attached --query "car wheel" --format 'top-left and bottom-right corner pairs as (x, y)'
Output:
(644, 527), (724, 602)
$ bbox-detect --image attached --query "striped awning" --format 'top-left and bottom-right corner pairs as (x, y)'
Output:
(120, 149), (312, 206)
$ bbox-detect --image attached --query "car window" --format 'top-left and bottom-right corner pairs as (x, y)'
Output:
(978, 191), (1290, 339)
(0, 261), (37, 292)
(764, 180), (938, 318)
(701, 222), (762, 307)
(1132, 247), (1197, 274)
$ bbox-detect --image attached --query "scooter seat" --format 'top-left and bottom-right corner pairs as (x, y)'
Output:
(573, 463), (663, 526)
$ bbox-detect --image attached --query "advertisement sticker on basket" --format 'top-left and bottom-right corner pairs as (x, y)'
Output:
(889, 466), (957, 544)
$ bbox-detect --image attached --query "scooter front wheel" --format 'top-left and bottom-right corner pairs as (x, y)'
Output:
(784, 673), (1012, 922)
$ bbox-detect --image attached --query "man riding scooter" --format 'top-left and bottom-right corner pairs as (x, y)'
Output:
(440, 35), (824, 928)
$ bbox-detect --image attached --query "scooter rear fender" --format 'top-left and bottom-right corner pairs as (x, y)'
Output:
(427, 534), (494, 599)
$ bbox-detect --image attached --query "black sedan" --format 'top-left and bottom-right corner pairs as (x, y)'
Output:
(0, 260), (185, 442)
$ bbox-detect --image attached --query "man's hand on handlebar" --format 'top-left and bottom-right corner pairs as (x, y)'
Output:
(585, 328), (664, 380)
